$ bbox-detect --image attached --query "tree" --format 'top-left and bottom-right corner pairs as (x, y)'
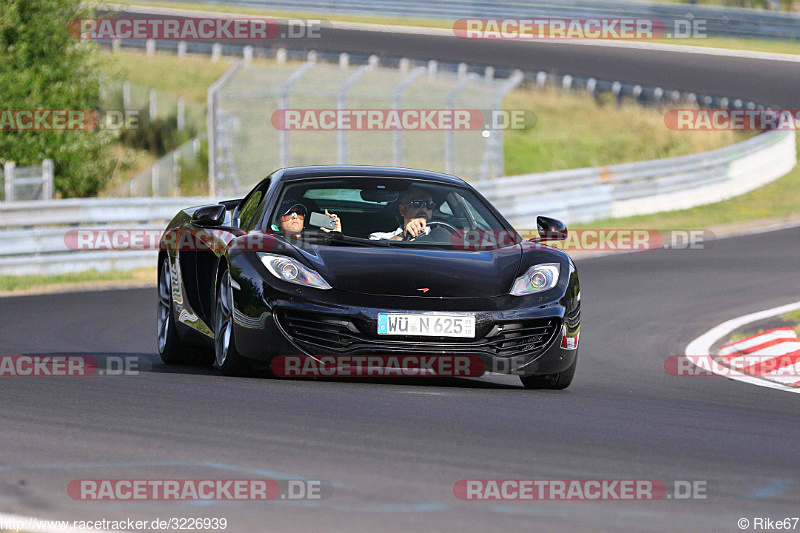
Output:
(0, 0), (114, 197)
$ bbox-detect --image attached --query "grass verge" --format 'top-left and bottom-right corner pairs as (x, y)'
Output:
(100, 50), (233, 105)
(0, 268), (156, 293)
(729, 309), (800, 342)
(573, 137), (799, 231)
(782, 309), (800, 336)
(97, 50), (749, 178)
(106, 0), (800, 56)
(503, 88), (748, 174)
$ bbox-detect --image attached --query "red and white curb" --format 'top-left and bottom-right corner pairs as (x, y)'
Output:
(685, 301), (800, 394)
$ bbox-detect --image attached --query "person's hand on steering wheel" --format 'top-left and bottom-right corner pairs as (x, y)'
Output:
(404, 217), (427, 239)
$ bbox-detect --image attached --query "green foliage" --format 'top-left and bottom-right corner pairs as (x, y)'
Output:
(118, 111), (197, 156)
(0, 0), (115, 197)
(179, 139), (209, 196)
(0, 268), (155, 292)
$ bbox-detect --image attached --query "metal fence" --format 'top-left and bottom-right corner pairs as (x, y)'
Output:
(208, 55), (523, 197)
(154, 0), (800, 40)
(100, 78), (206, 133)
(111, 137), (203, 197)
(0, 120), (794, 274)
(1, 161), (54, 203)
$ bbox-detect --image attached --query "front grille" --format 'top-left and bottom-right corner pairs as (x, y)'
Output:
(276, 309), (559, 358)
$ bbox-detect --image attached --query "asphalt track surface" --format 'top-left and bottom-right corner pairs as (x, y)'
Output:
(2, 227), (800, 532)
(3, 11), (800, 532)
(114, 11), (800, 108)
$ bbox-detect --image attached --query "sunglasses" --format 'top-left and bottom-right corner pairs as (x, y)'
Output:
(405, 200), (436, 210)
(280, 210), (305, 222)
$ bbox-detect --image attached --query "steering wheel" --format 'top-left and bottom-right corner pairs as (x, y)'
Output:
(403, 220), (460, 241)
(426, 221), (459, 233)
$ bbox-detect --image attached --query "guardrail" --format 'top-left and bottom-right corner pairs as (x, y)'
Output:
(1, 124), (795, 276)
(154, 0), (800, 40)
(479, 128), (797, 226)
(0, 197), (211, 276)
(1, 160), (54, 203)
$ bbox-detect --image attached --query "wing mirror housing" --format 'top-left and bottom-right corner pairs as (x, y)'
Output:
(191, 204), (226, 227)
(532, 216), (568, 242)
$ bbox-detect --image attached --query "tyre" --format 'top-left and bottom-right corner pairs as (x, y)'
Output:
(214, 266), (251, 376)
(519, 355), (577, 390)
(157, 257), (215, 367)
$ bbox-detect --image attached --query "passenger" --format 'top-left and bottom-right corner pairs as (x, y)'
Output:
(272, 198), (341, 234)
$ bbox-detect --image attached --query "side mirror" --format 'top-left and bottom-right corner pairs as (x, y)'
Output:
(533, 216), (568, 241)
(191, 204), (226, 227)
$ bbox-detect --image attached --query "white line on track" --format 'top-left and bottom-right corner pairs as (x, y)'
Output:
(685, 301), (800, 394)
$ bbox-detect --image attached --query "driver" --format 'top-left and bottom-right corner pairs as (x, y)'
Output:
(369, 186), (435, 241)
(272, 198), (342, 235)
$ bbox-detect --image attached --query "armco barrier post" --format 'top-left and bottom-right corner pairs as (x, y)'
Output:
(427, 60), (437, 80)
(3, 162), (14, 202)
(122, 81), (131, 111)
(42, 160), (54, 201)
(177, 97), (185, 131)
(149, 88), (157, 120)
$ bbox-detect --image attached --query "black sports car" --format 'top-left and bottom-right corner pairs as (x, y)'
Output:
(157, 166), (580, 389)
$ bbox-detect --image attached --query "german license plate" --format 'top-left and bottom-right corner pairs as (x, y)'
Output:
(377, 313), (475, 338)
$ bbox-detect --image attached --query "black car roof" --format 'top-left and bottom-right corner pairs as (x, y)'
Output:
(273, 166), (468, 186)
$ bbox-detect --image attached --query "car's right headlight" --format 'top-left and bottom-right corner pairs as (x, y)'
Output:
(510, 263), (560, 296)
(259, 253), (332, 290)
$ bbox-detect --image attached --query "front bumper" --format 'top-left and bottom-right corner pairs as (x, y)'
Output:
(232, 294), (578, 378)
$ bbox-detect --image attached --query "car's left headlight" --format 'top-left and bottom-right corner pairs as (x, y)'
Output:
(510, 263), (560, 296)
(259, 253), (332, 290)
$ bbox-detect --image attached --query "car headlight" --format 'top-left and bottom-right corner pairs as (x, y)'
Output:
(510, 263), (560, 296)
(259, 253), (332, 290)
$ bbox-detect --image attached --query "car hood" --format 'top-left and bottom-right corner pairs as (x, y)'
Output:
(292, 244), (524, 298)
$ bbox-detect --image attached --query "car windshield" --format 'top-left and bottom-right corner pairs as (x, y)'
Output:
(268, 177), (518, 249)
